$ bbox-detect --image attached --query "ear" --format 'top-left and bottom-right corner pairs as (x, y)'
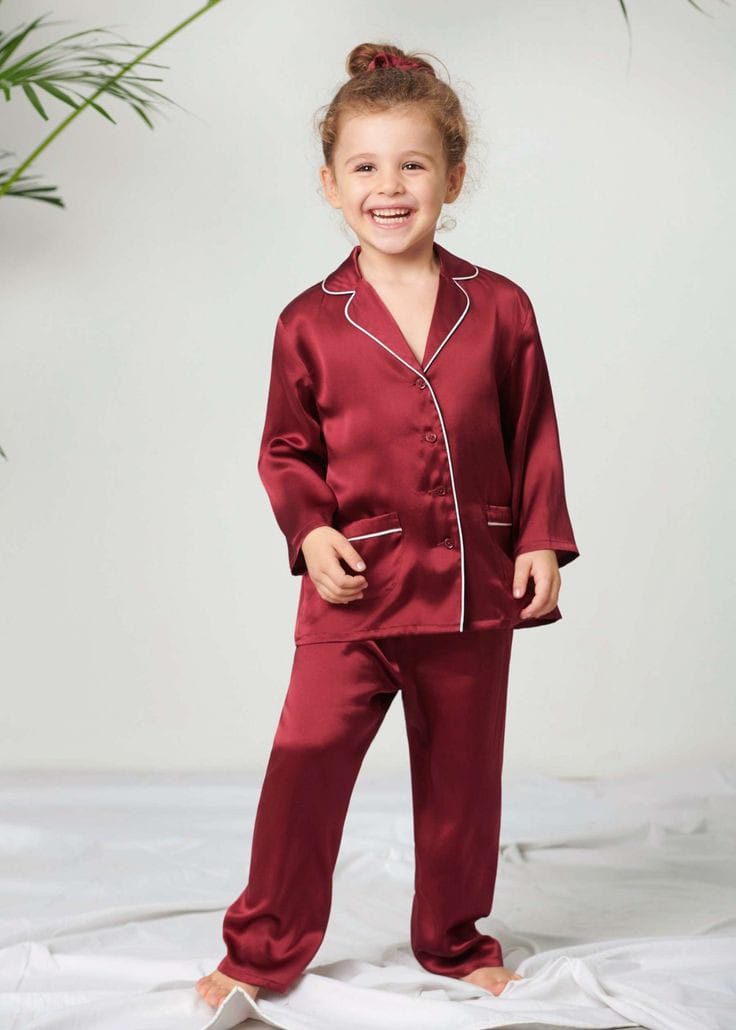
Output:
(444, 161), (466, 204)
(319, 164), (342, 209)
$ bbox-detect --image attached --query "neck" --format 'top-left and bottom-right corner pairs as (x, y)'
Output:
(356, 237), (440, 285)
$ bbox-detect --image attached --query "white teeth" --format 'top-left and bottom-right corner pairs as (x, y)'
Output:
(370, 208), (412, 223)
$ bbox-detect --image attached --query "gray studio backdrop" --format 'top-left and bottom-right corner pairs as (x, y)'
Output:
(1, 0), (733, 773)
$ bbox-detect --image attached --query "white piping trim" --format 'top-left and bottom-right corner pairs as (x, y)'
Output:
(423, 269), (478, 372)
(322, 260), (479, 632)
(345, 527), (403, 542)
(487, 520), (512, 526)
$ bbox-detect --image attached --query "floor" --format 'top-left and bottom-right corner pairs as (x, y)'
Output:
(0, 763), (734, 1029)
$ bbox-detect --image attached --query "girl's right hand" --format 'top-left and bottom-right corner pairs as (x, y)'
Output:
(301, 526), (368, 604)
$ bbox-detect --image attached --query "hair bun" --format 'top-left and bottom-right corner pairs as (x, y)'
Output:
(366, 51), (436, 76)
(347, 43), (436, 79)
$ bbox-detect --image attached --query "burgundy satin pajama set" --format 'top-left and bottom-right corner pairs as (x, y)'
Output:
(217, 241), (580, 992)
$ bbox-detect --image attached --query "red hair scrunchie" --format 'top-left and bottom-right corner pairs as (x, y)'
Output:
(365, 51), (436, 76)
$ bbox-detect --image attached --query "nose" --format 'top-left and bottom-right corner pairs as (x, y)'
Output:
(377, 170), (404, 196)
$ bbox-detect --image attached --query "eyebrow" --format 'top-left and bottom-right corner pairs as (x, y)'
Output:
(344, 150), (435, 166)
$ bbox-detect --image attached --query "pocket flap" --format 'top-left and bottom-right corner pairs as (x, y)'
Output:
(338, 511), (402, 541)
(484, 503), (513, 525)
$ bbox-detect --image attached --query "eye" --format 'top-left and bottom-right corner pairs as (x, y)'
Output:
(352, 162), (425, 173)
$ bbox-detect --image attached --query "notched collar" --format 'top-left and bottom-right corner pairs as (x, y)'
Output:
(321, 242), (479, 375)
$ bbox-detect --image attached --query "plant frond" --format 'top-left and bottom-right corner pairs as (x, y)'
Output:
(0, 1), (223, 203)
(0, 14), (175, 124)
(0, 157), (63, 206)
(684, 0), (715, 13)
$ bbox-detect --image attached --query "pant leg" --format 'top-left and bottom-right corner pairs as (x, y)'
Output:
(383, 627), (514, 977)
(217, 638), (401, 992)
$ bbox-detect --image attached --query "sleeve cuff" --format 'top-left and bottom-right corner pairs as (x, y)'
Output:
(513, 537), (580, 569)
(288, 517), (335, 577)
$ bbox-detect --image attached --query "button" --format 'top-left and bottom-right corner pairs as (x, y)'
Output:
(436, 486), (447, 495)
(415, 377), (427, 389)
(424, 431), (437, 443)
(443, 537), (455, 549)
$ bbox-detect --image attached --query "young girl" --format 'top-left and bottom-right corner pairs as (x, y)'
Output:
(197, 41), (579, 1010)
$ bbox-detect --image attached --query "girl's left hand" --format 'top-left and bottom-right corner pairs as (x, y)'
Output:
(512, 549), (560, 619)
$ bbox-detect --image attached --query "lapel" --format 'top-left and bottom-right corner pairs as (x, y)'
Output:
(321, 241), (479, 376)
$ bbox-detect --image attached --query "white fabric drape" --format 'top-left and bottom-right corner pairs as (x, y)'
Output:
(1, 765), (734, 1029)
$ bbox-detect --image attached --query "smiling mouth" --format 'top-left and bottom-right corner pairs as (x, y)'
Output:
(368, 207), (414, 226)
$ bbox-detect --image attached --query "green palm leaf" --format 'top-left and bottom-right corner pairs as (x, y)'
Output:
(0, 147), (63, 205)
(0, 1), (222, 207)
(0, 14), (173, 124)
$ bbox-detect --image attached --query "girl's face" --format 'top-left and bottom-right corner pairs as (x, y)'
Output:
(320, 106), (465, 260)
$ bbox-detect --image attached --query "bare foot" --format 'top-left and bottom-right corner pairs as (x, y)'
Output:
(460, 965), (523, 996)
(195, 969), (261, 1008)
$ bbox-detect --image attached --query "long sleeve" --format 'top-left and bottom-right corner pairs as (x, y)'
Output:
(499, 296), (580, 569)
(257, 315), (339, 576)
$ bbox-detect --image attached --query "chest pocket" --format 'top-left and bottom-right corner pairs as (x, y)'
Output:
(483, 503), (514, 569)
(337, 510), (404, 598)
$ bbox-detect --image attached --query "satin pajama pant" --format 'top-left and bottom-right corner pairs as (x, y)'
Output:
(217, 626), (514, 992)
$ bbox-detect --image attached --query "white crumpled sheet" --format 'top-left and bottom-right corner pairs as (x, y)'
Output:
(0, 763), (734, 1029)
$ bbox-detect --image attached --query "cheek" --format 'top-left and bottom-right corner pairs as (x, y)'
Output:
(415, 181), (445, 207)
(344, 189), (369, 213)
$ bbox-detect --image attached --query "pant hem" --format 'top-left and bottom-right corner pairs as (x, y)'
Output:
(415, 956), (506, 978)
(216, 957), (294, 993)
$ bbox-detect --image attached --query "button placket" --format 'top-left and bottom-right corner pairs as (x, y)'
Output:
(423, 421), (456, 552)
(412, 370), (463, 620)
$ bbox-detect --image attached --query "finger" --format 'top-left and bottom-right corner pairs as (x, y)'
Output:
(319, 586), (366, 604)
(512, 562), (530, 599)
(334, 538), (368, 574)
(325, 581), (366, 602)
(322, 554), (368, 595)
(313, 564), (367, 601)
(520, 581), (555, 618)
(316, 579), (366, 604)
(320, 571), (368, 599)
(531, 573), (560, 612)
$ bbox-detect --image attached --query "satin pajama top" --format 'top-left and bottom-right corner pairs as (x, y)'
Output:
(257, 240), (580, 646)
